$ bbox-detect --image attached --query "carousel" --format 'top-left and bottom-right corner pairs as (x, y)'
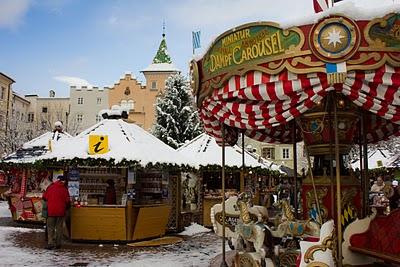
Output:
(190, 3), (400, 267)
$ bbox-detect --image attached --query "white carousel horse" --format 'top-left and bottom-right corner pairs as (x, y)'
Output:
(235, 192), (275, 263)
(211, 193), (276, 267)
(272, 199), (320, 238)
(210, 195), (269, 247)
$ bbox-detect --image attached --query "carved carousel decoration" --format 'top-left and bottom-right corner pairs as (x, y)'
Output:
(192, 4), (400, 267)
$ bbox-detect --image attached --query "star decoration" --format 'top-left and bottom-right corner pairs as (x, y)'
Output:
(324, 28), (344, 48)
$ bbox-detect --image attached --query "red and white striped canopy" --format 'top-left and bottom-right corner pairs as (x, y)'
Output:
(200, 64), (400, 145)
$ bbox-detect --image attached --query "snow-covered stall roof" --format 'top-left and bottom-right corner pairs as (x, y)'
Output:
(388, 154), (400, 168)
(43, 119), (191, 166)
(3, 131), (72, 163)
(177, 133), (281, 171)
(141, 63), (180, 73)
(351, 149), (392, 170)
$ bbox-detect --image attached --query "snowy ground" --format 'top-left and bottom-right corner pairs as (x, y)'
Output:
(0, 201), (227, 267)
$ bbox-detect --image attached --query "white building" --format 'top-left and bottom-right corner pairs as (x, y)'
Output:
(69, 86), (109, 134)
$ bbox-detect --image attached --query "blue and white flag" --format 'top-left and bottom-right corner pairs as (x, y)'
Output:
(326, 62), (347, 73)
(192, 31), (201, 50)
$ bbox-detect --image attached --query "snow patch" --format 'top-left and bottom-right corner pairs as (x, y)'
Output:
(178, 223), (211, 236)
(0, 201), (11, 218)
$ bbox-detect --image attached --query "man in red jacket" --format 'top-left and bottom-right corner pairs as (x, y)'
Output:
(42, 175), (70, 249)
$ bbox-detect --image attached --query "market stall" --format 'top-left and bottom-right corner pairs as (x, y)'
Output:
(177, 133), (283, 227)
(42, 115), (190, 241)
(2, 126), (71, 222)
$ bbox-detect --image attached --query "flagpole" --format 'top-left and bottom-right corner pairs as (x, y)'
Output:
(192, 32), (195, 56)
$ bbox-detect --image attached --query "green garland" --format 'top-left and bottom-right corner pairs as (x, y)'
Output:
(198, 164), (284, 178)
(0, 157), (197, 173)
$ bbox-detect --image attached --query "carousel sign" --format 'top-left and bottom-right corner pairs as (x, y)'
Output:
(202, 22), (304, 78)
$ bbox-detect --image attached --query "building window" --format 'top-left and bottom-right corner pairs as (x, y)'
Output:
(96, 114), (102, 123)
(77, 114), (83, 123)
(120, 100), (127, 109)
(262, 147), (275, 160)
(78, 97), (84, 104)
(124, 87), (131, 95)
(128, 100), (134, 110)
(282, 148), (290, 159)
(42, 107), (48, 113)
(1, 87), (5, 100)
(97, 97), (102, 105)
(41, 121), (47, 130)
(28, 113), (34, 122)
(151, 81), (157, 90)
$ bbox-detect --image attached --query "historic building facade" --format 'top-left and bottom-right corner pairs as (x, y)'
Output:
(69, 86), (109, 134)
(109, 34), (179, 130)
(0, 73), (15, 155)
(25, 92), (70, 136)
(1, 33), (179, 156)
(244, 137), (307, 171)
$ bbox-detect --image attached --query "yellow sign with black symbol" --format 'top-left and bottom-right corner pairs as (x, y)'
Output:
(88, 135), (109, 155)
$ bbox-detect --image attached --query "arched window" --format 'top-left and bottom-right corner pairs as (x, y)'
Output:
(128, 100), (134, 110)
(120, 100), (128, 109)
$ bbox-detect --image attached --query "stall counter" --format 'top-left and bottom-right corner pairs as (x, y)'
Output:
(203, 196), (222, 227)
(71, 203), (171, 242)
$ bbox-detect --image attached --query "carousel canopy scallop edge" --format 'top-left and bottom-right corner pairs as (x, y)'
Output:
(191, 12), (400, 148)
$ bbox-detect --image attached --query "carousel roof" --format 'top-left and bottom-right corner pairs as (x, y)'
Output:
(351, 149), (392, 170)
(177, 133), (282, 172)
(3, 131), (72, 163)
(191, 6), (400, 146)
(43, 119), (191, 166)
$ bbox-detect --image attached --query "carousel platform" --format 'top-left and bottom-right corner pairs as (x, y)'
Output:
(127, 236), (183, 247)
(209, 251), (237, 267)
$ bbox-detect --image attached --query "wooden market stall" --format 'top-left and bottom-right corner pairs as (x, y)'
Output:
(2, 128), (71, 222)
(177, 133), (284, 227)
(41, 115), (190, 242)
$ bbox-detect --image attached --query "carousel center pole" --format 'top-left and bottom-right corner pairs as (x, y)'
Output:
(241, 132), (245, 193)
(292, 120), (298, 219)
(220, 124), (228, 267)
(333, 94), (343, 267)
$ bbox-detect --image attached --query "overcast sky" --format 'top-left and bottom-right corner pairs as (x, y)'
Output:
(0, 0), (396, 97)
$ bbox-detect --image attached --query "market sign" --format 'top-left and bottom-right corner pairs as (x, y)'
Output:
(202, 22), (304, 78)
(88, 135), (109, 155)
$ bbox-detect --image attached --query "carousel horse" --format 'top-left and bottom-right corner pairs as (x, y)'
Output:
(235, 192), (276, 266)
(272, 199), (320, 238)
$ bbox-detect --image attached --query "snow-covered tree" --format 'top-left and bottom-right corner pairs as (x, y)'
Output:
(152, 74), (203, 149)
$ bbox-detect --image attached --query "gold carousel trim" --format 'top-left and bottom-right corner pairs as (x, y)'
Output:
(304, 232), (334, 263)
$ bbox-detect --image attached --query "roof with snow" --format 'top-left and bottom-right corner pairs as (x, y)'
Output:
(351, 149), (392, 170)
(3, 131), (72, 163)
(177, 133), (282, 171)
(42, 119), (191, 166)
(141, 62), (180, 73)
